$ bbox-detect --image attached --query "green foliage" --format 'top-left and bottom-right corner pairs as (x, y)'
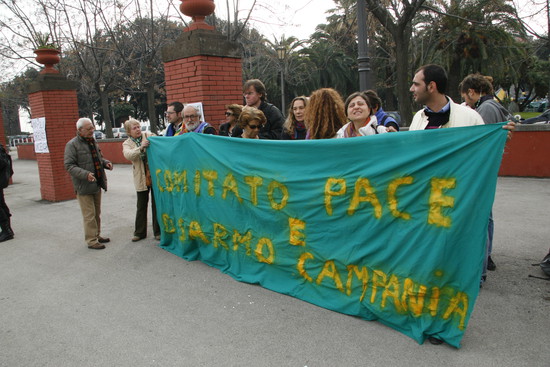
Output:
(417, 0), (528, 101)
(34, 33), (58, 50)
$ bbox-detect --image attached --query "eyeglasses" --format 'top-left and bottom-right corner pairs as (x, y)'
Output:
(183, 114), (198, 119)
(225, 112), (233, 116)
(248, 124), (261, 130)
(164, 111), (176, 116)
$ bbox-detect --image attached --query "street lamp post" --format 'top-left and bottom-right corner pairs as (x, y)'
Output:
(357, 0), (371, 91)
(276, 46), (286, 113)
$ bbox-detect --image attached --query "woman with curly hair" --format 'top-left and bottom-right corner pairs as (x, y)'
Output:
(281, 96), (308, 140)
(219, 104), (243, 137)
(304, 88), (346, 139)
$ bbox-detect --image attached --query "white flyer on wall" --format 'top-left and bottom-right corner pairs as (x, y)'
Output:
(31, 117), (49, 153)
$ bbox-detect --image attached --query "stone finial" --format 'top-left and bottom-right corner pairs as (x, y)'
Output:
(180, 0), (216, 32)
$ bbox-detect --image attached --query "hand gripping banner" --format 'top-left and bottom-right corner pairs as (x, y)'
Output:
(147, 123), (508, 348)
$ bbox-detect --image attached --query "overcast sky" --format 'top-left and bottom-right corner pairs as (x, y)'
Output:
(213, 0), (336, 41)
(213, 0), (548, 41)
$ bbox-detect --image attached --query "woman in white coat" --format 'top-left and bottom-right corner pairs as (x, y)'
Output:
(122, 119), (160, 242)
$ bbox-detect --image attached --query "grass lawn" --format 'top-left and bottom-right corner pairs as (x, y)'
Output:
(518, 112), (541, 119)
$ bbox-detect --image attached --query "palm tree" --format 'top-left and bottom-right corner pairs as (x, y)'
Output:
(419, 0), (526, 101)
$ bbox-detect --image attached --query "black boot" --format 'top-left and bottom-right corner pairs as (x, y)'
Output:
(0, 220), (13, 242)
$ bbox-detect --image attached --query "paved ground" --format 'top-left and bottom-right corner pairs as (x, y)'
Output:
(0, 152), (549, 367)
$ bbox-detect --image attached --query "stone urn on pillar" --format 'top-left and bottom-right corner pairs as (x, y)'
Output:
(34, 48), (61, 74)
(180, 0), (216, 31)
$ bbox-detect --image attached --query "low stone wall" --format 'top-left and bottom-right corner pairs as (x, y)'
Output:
(16, 143), (36, 160)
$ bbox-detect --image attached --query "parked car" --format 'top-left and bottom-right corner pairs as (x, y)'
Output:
(93, 131), (106, 139)
(521, 109), (550, 124)
(527, 99), (548, 113)
(111, 127), (127, 138)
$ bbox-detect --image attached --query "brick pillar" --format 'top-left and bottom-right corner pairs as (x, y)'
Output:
(28, 74), (79, 202)
(162, 29), (243, 129)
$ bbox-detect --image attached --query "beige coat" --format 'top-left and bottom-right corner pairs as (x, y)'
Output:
(122, 132), (154, 192)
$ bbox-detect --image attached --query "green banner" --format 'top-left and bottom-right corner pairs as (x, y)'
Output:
(148, 123), (508, 348)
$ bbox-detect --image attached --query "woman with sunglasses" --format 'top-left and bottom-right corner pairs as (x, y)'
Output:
(282, 96), (308, 140)
(219, 104), (243, 137)
(236, 107), (266, 139)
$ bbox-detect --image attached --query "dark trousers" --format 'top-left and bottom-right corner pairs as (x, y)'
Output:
(0, 188), (11, 224)
(135, 188), (160, 238)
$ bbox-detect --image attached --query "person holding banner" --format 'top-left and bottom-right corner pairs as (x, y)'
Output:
(459, 73), (517, 276)
(409, 64), (485, 130)
(122, 119), (160, 242)
(236, 107), (266, 139)
(337, 92), (395, 138)
(281, 96), (308, 140)
(363, 89), (400, 131)
(409, 65), (515, 289)
(219, 104), (243, 137)
(304, 88), (346, 139)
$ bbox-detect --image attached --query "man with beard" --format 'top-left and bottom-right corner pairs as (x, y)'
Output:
(182, 105), (216, 134)
(165, 102), (185, 136)
(409, 64), (484, 130)
(64, 118), (113, 250)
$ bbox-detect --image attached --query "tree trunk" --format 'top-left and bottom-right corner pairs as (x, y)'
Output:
(394, 31), (413, 126)
(447, 55), (462, 102)
(146, 83), (158, 134)
(101, 92), (114, 138)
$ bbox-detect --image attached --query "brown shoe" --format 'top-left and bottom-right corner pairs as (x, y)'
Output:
(88, 243), (106, 250)
(131, 236), (143, 242)
(98, 236), (110, 243)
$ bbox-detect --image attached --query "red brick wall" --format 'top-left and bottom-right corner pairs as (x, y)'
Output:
(18, 140), (131, 164)
(164, 56), (243, 129)
(499, 130), (550, 177)
(97, 140), (128, 164)
(16, 144), (36, 160)
(29, 89), (79, 201)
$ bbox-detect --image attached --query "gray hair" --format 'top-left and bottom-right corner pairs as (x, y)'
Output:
(184, 105), (201, 118)
(124, 118), (140, 132)
(76, 118), (92, 129)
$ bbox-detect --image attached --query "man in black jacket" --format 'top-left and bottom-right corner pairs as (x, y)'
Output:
(242, 79), (284, 139)
(0, 144), (13, 242)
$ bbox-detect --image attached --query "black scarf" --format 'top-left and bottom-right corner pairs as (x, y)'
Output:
(424, 108), (451, 129)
